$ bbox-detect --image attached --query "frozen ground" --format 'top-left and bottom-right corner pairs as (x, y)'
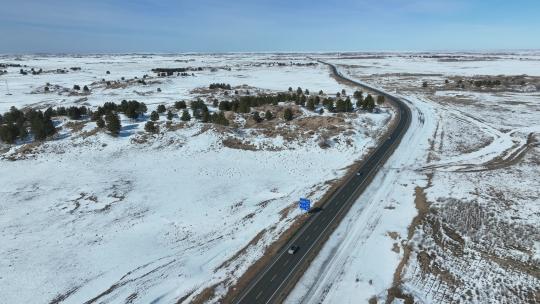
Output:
(0, 54), (393, 303)
(0, 54), (350, 113)
(288, 52), (540, 303)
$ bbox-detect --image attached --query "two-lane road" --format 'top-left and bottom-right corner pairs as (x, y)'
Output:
(234, 61), (412, 304)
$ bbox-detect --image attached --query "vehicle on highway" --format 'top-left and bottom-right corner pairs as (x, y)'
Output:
(287, 245), (299, 254)
(356, 172), (363, 176)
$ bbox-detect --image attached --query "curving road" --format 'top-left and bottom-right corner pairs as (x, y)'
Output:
(233, 61), (412, 304)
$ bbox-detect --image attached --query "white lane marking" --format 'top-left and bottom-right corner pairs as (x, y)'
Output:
(270, 274), (277, 282)
(256, 291), (263, 299)
(283, 259), (289, 266)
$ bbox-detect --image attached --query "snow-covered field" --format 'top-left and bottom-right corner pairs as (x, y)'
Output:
(286, 53), (540, 303)
(3, 52), (538, 304)
(0, 54), (393, 303)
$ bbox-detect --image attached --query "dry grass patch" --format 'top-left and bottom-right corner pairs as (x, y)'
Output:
(222, 137), (258, 151)
(386, 180), (432, 304)
(63, 121), (87, 133)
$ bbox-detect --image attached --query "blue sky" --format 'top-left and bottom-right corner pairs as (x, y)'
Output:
(1, 0), (539, 53)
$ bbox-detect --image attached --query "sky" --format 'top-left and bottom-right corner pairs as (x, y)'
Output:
(0, 0), (539, 53)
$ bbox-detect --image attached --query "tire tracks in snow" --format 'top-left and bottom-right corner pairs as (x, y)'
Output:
(421, 100), (539, 173)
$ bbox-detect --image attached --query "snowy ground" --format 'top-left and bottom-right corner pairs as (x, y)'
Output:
(288, 52), (540, 303)
(0, 54), (393, 303)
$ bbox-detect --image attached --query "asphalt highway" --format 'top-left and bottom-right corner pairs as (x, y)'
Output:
(233, 62), (412, 304)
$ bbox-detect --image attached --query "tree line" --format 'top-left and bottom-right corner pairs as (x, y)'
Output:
(0, 106), (56, 144)
(212, 87), (385, 116)
(0, 86), (387, 144)
(209, 83), (232, 90)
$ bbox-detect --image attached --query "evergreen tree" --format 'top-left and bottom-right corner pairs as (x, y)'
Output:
(265, 110), (273, 120)
(304, 89), (309, 95)
(307, 98), (315, 111)
(157, 104), (166, 113)
(96, 117), (105, 128)
(299, 94), (307, 106)
(150, 111), (159, 121)
(288, 87), (293, 92)
(211, 111), (229, 126)
(56, 107), (67, 116)
(201, 107), (210, 122)
(67, 106), (82, 120)
(353, 90), (363, 101)
(345, 97), (353, 112)
(238, 99), (250, 113)
(376, 95), (385, 105)
(44, 107), (54, 120)
(17, 123), (28, 140)
(0, 123), (18, 144)
(319, 90), (323, 95)
(283, 108), (293, 121)
(83, 85), (90, 92)
(363, 94), (375, 112)
(190, 99), (206, 111)
(193, 109), (201, 120)
(335, 97), (353, 112)
(296, 87), (303, 95)
(322, 98), (335, 111)
(105, 112), (121, 135)
(144, 121), (159, 133)
(174, 101), (187, 109)
(167, 110), (174, 120)
(124, 105), (137, 119)
(29, 111), (55, 140)
(181, 110), (191, 121)
(219, 100), (232, 111)
(121, 100), (147, 119)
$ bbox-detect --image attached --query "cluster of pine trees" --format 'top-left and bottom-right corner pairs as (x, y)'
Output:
(0, 85), (388, 144)
(209, 83), (232, 90)
(352, 90), (384, 112)
(0, 106), (56, 144)
(209, 86), (386, 119)
(88, 100), (152, 135)
(335, 98), (354, 112)
(217, 93), (302, 114)
(91, 100), (147, 120)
